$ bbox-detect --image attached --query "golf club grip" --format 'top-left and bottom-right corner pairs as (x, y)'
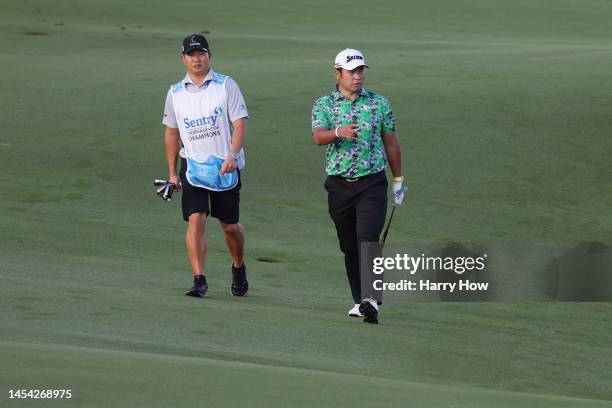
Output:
(163, 184), (172, 200)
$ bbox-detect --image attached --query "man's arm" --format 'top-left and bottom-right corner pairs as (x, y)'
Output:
(382, 132), (406, 206)
(220, 117), (247, 175)
(312, 125), (358, 145)
(164, 126), (181, 189)
(311, 97), (357, 145)
(230, 117), (247, 153)
(221, 78), (248, 175)
(382, 132), (402, 177)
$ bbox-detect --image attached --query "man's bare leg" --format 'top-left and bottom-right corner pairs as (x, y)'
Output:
(219, 221), (244, 268)
(186, 212), (208, 276)
(220, 221), (248, 296)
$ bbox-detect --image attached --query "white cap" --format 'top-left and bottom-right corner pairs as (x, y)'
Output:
(334, 48), (368, 70)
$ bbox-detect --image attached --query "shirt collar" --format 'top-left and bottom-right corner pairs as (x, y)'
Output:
(332, 85), (369, 101)
(183, 68), (216, 88)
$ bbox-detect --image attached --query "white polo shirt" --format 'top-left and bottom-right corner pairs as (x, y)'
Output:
(163, 69), (249, 169)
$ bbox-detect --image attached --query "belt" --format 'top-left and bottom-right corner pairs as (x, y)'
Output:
(330, 172), (380, 183)
(343, 177), (361, 182)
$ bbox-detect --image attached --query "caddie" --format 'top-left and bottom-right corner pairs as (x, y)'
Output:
(162, 33), (249, 298)
(311, 48), (405, 324)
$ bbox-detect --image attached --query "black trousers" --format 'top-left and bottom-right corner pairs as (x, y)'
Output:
(325, 171), (388, 303)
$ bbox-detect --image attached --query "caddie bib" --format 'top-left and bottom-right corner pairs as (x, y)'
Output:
(170, 71), (245, 170)
(185, 155), (238, 191)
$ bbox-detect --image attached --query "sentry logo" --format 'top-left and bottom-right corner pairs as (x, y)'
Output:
(183, 106), (223, 128)
(346, 55), (364, 63)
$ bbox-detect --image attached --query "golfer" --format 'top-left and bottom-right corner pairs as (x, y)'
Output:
(162, 33), (249, 298)
(311, 49), (405, 323)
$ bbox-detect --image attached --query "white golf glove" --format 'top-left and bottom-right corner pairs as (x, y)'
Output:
(392, 181), (407, 207)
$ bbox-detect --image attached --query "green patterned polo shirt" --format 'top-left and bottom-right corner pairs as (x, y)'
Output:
(312, 87), (396, 178)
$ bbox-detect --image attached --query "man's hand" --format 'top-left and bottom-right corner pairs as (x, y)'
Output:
(392, 181), (407, 206)
(312, 124), (359, 145)
(336, 124), (360, 139)
(220, 155), (238, 175)
(169, 174), (181, 191)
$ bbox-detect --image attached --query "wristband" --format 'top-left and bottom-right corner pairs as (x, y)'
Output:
(393, 176), (404, 182)
(335, 126), (340, 138)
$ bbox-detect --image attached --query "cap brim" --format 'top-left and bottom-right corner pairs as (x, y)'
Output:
(183, 47), (209, 54)
(337, 62), (369, 70)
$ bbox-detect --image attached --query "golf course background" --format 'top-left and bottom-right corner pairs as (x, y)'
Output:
(1, 0), (611, 406)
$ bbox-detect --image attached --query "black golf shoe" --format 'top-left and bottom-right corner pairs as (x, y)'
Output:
(359, 298), (379, 324)
(185, 274), (208, 298)
(231, 263), (248, 296)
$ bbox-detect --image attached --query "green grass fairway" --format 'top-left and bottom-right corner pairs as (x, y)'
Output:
(1, 0), (612, 406)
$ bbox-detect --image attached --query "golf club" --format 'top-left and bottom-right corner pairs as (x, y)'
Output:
(380, 186), (407, 248)
(154, 179), (177, 201)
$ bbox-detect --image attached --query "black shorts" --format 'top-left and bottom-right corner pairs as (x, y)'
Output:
(179, 158), (241, 224)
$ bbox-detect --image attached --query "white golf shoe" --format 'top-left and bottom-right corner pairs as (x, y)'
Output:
(348, 304), (363, 317)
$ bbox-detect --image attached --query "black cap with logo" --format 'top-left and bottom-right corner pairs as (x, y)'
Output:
(182, 33), (209, 54)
